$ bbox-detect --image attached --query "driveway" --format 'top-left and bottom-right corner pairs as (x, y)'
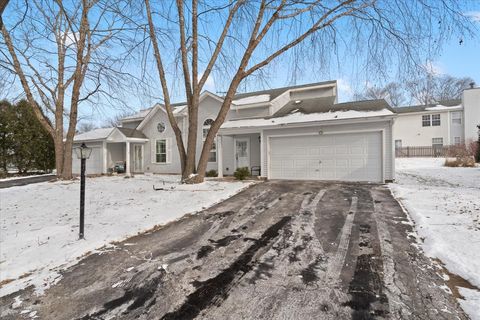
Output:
(0, 181), (466, 319)
(0, 174), (56, 189)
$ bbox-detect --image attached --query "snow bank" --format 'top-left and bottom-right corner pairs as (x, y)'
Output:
(0, 175), (252, 296)
(390, 158), (480, 319)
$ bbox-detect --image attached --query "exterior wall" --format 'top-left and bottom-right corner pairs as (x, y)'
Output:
(107, 142), (125, 169)
(72, 141), (104, 175)
(290, 86), (335, 101)
(121, 120), (141, 129)
(230, 106), (270, 119)
(393, 111), (452, 147)
(142, 108), (181, 174)
(463, 88), (480, 142)
(261, 120), (394, 181)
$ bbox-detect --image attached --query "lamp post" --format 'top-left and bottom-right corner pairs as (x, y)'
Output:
(75, 143), (92, 239)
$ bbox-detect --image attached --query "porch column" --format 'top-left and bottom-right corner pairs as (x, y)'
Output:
(260, 130), (265, 178)
(125, 141), (131, 176)
(217, 135), (223, 178)
(102, 141), (107, 174)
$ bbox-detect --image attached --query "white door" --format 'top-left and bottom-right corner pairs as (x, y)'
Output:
(269, 132), (382, 182)
(134, 145), (143, 172)
(235, 138), (250, 169)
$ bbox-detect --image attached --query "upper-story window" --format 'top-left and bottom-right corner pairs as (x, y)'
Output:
(422, 114), (440, 126)
(452, 112), (462, 125)
(422, 115), (431, 127)
(202, 118), (216, 162)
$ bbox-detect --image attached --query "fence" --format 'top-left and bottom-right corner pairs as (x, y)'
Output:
(395, 146), (450, 158)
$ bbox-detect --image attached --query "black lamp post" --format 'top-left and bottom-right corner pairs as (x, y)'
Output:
(75, 143), (92, 239)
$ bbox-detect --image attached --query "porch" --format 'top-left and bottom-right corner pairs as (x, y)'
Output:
(216, 131), (263, 178)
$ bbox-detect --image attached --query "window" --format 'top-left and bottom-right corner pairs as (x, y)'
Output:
(203, 118), (214, 139)
(157, 122), (166, 133)
(395, 140), (402, 149)
(422, 115), (431, 127)
(454, 137), (461, 145)
(431, 114), (441, 126)
(202, 118), (216, 162)
(156, 139), (167, 163)
(432, 137), (443, 147)
(452, 112), (462, 125)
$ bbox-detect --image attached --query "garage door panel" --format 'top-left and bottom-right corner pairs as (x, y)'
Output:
(269, 132), (382, 182)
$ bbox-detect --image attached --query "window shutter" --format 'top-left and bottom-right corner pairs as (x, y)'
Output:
(151, 140), (156, 163)
(166, 138), (172, 164)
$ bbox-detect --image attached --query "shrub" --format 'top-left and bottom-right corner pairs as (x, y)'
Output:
(233, 167), (250, 180)
(444, 156), (476, 167)
(206, 169), (218, 177)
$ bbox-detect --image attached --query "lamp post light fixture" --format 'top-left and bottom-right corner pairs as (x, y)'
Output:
(74, 143), (92, 239)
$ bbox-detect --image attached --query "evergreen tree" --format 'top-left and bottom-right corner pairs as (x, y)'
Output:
(0, 100), (55, 174)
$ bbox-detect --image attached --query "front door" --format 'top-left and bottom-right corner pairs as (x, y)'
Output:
(235, 138), (250, 169)
(134, 145), (143, 172)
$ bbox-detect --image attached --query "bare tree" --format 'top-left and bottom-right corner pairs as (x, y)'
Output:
(0, 0), (8, 29)
(406, 74), (475, 105)
(354, 82), (407, 107)
(77, 122), (97, 134)
(1, 0), (139, 179)
(139, 0), (472, 183)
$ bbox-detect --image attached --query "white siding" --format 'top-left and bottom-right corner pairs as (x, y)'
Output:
(393, 111), (451, 147)
(463, 88), (480, 143)
(72, 142), (103, 175)
(262, 120), (394, 182)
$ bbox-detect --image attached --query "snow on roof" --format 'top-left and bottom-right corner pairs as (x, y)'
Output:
(173, 105), (187, 114)
(221, 109), (394, 129)
(74, 127), (114, 141)
(425, 104), (462, 111)
(122, 108), (153, 121)
(233, 94), (270, 106)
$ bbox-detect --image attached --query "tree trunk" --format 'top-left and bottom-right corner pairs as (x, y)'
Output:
(62, 140), (73, 179)
(54, 135), (64, 178)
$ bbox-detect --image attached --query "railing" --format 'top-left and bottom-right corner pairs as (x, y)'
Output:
(395, 146), (450, 158)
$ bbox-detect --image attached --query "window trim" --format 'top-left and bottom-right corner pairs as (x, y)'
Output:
(422, 114), (431, 127)
(452, 112), (462, 125)
(432, 137), (443, 147)
(155, 139), (167, 164)
(202, 118), (217, 162)
(431, 114), (441, 126)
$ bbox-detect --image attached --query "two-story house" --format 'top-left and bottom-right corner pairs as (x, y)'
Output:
(392, 86), (480, 149)
(73, 81), (397, 183)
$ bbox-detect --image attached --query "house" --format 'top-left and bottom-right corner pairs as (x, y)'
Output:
(392, 86), (480, 149)
(73, 81), (397, 183)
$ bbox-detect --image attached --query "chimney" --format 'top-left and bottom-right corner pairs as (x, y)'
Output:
(469, 82), (475, 89)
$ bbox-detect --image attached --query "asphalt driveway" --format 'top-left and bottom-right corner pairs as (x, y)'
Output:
(0, 181), (466, 319)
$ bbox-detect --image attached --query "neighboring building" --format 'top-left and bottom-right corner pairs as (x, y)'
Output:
(73, 81), (397, 183)
(393, 87), (480, 149)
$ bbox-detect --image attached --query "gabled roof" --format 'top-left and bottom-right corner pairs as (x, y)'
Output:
(394, 99), (462, 114)
(74, 127), (146, 142)
(117, 127), (147, 139)
(121, 81), (338, 124)
(74, 128), (114, 141)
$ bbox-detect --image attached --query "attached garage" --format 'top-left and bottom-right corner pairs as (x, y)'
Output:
(269, 131), (383, 182)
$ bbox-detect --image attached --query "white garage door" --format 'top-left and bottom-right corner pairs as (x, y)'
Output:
(72, 147), (103, 175)
(269, 132), (382, 182)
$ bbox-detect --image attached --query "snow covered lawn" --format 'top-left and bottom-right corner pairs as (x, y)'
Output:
(390, 158), (480, 319)
(0, 175), (252, 297)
